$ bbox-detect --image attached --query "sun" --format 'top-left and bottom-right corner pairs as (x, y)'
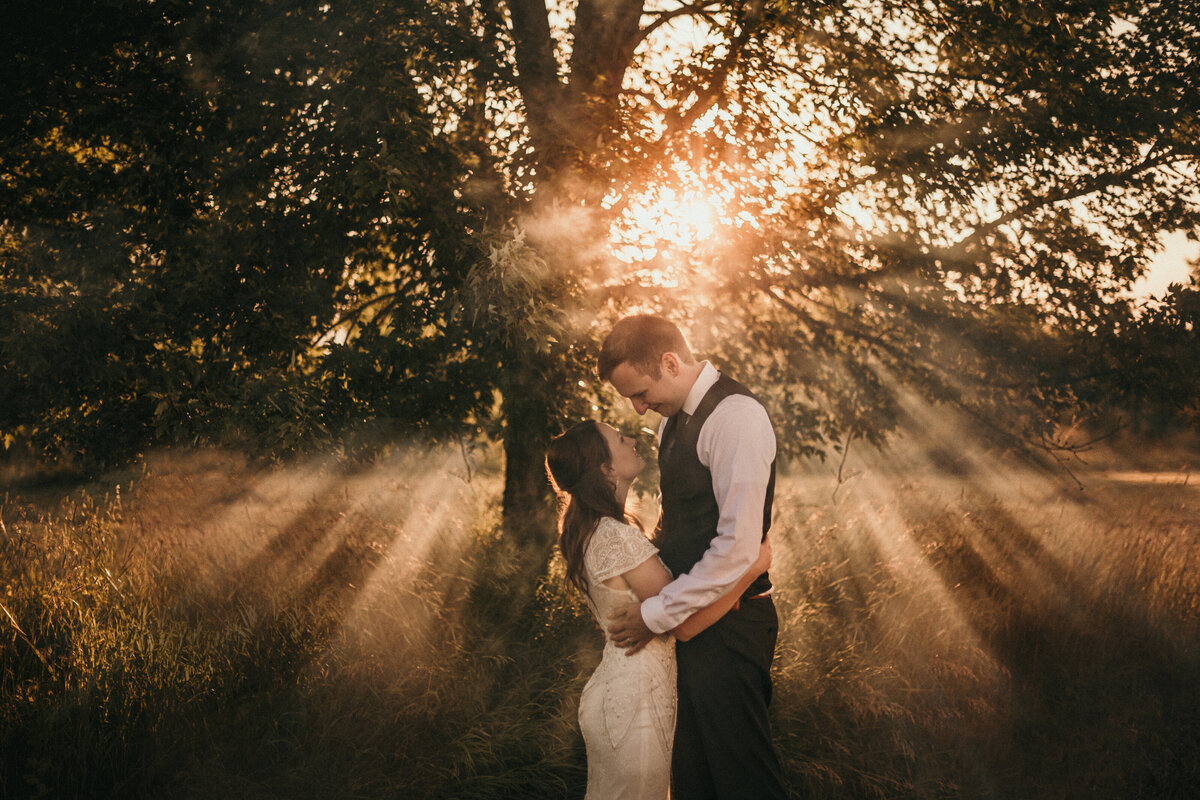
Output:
(611, 184), (729, 264)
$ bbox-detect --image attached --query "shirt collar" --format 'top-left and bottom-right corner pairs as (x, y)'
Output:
(681, 361), (719, 416)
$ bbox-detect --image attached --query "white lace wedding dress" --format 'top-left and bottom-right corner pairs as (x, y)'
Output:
(578, 516), (677, 800)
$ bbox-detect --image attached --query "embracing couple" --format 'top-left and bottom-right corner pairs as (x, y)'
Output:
(545, 315), (789, 799)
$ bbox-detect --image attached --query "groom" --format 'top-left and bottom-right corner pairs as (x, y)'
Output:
(600, 315), (788, 800)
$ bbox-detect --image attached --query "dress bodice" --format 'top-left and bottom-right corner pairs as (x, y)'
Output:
(582, 517), (673, 643)
(586, 582), (676, 659)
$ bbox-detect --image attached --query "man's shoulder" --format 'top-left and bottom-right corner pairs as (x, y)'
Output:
(699, 393), (776, 457)
(708, 373), (770, 412)
(710, 391), (771, 422)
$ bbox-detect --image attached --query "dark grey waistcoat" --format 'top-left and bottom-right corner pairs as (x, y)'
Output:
(654, 372), (774, 599)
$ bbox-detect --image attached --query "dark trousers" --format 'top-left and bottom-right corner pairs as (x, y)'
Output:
(672, 596), (788, 800)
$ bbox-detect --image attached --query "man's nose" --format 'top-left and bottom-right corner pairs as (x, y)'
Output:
(632, 398), (649, 415)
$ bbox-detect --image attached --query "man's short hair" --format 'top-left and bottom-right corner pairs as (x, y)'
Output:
(598, 315), (693, 381)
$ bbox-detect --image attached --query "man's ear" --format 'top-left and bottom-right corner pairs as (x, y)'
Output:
(661, 352), (681, 377)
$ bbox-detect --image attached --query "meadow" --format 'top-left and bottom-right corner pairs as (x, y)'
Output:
(1, 434), (1197, 799)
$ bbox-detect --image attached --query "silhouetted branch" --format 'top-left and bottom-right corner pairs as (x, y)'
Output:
(940, 152), (1189, 262)
(636, 1), (722, 46)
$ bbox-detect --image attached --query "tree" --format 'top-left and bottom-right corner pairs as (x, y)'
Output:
(1, 1), (498, 461)
(3, 1), (1198, 539)
(416, 0), (1200, 502)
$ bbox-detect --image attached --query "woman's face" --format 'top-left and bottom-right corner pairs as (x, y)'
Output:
(597, 422), (645, 482)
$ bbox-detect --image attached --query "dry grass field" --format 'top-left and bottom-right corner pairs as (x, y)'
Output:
(2, 434), (1197, 799)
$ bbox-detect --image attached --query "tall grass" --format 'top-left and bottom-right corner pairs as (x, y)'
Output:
(2, 443), (1198, 798)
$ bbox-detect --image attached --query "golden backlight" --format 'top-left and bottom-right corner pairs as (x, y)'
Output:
(614, 184), (727, 259)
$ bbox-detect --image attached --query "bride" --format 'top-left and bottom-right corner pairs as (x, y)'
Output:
(545, 420), (771, 799)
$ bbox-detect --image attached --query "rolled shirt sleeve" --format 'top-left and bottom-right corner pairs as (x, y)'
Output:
(641, 393), (776, 633)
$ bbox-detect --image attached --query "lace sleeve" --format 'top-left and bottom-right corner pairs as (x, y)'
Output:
(585, 517), (660, 585)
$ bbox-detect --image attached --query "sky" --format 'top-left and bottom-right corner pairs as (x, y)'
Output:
(1134, 231), (1199, 299)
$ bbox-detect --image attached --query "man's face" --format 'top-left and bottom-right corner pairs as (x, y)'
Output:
(608, 357), (686, 417)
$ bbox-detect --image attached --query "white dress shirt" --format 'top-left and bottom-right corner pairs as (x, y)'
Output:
(641, 362), (776, 634)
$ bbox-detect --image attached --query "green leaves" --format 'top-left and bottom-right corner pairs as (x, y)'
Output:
(2, 0), (1196, 487)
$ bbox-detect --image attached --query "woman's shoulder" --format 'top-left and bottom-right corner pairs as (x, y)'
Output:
(588, 516), (654, 556)
(596, 514), (636, 531)
(585, 516), (658, 580)
(591, 515), (644, 541)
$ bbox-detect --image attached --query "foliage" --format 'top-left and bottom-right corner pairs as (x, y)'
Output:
(2, 1), (1199, 519)
(1076, 284), (1200, 432)
(1, 0), (501, 464)
(600, 0), (1200, 454)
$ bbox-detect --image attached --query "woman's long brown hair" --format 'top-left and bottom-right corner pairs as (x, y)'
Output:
(545, 421), (627, 597)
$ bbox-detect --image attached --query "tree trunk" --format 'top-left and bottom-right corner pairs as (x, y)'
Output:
(494, 0), (647, 544)
(500, 366), (557, 549)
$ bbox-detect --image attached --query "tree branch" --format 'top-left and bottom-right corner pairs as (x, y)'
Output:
(601, 2), (767, 218)
(503, 0), (570, 168)
(570, 0), (647, 100)
(664, 3), (763, 136)
(635, 1), (722, 46)
(940, 151), (1189, 262)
